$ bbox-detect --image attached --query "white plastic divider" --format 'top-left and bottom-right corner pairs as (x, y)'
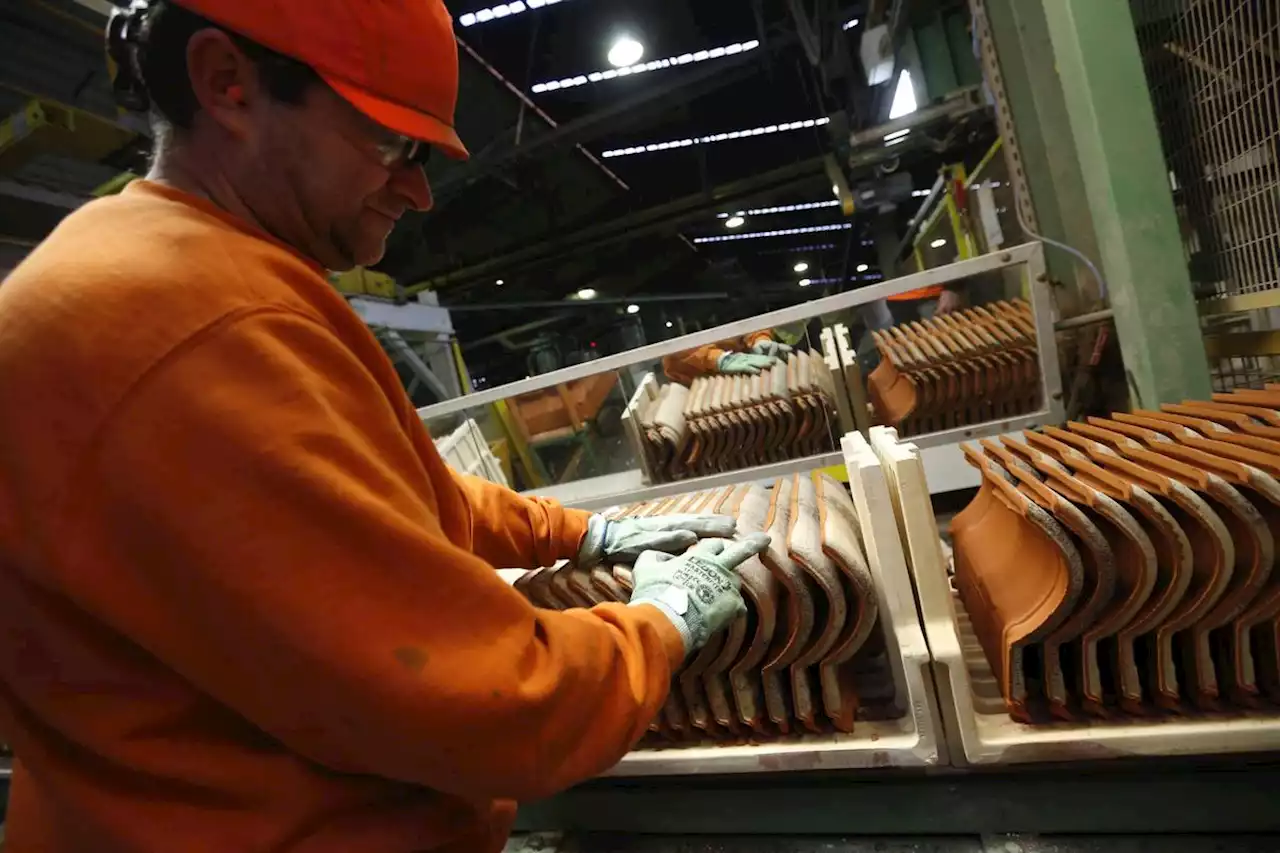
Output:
(869, 425), (1280, 765)
(609, 437), (943, 776)
(434, 419), (508, 486)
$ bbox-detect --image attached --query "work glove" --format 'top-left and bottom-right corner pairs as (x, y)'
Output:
(628, 535), (772, 655)
(750, 339), (794, 359)
(578, 513), (738, 569)
(716, 352), (778, 375)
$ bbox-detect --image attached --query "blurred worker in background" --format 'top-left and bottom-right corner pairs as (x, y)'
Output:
(0, 2), (768, 851)
(662, 329), (793, 385)
(885, 282), (964, 324)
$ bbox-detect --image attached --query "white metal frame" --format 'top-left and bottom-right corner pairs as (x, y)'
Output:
(605, 438), (942, 776)
(420, 243), (1063, 509)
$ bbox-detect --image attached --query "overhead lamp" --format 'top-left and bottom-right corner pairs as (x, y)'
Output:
(693, 223), (853, 244)
(718, 200), (839, 219)
(793, 261), (810, 273)
(626, 303), (640, 314)
(831, 184), (840, 198)
(725, 215), (746, 229)
(911, 188), (932, 198)
(930, 238), (947, 249)
(666, 321), (674, 328)
(856, 263), (869, 273)
(798, 278), (811, 287)
(842, 18), (860, 30)
(458, 0), (560, 28)
(600, 117), (830, 158)
(608, 36), (644, 68)
(495, 279), (504, 286)
(576, 287), (598, 299)
(531, 39), (759, 92)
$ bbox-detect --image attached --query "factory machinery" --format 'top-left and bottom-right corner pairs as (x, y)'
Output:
(419, 242), (1280, 779)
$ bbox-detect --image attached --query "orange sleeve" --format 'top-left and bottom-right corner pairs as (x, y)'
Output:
(73, 308), (684, 802)
(740, 330), (774, 349)
(662, 343), (728, 385)
(451, 472), (592, 570)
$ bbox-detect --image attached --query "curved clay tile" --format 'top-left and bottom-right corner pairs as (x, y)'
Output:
(757, 476), (815, 734)
(727, 483), (781, 734)
(998, 433), (1157, 717)
(816, 472), (879, 732)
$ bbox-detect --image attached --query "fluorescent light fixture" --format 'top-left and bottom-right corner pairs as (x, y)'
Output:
(666, 320), (674, 328)
(856, 263), (869, 272)
(930, 238), (947, 249)
(458, 0), (561, 28)
(911, 188), (932, 198)
(608, 36), (644, 68)
(884, 128), (911, 141)
(600, 117), (828, 158)
(576, 287), (598, 299)
(626, 303), (640, 314)
(793, 261), (810, 273)
(531, 39), (760, 93)
(725, 215), (746, 229)
(717, 200), (840, 218)
(495, 279), (504, 285)
(888, 70), (918, 120)
(798, 278), (811, 287)
(692, 223), (853, 244)
(842, 18), (859, 30)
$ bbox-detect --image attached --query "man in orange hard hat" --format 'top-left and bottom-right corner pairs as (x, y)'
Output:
(0, 2), (769, 851)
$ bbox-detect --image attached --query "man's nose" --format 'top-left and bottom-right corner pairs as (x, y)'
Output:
(390, 163), (434, 212)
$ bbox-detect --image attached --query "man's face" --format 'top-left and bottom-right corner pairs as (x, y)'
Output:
(250, 84), (434, 271)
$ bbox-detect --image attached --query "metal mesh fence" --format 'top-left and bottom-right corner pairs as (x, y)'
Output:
(1132, 0), (1279, 388)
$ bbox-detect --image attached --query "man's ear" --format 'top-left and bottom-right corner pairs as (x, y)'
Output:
(185, 28), (259, 138)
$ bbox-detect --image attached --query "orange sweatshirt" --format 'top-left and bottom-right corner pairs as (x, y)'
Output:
(0, 181), (684, 853)
(661, 330), (775, 385)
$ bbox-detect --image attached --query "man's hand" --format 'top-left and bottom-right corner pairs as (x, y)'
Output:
(717, 353), (777, 374)
(628, 535), (771, 655)
(578, 514), (738, 568)
(750, 339), (794, 359)
(936, 289), (963, 315)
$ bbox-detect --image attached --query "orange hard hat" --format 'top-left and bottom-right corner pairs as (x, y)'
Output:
(174, 0), (469, 160)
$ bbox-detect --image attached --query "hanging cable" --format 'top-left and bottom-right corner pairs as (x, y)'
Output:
(1009, 169), (1110, 303)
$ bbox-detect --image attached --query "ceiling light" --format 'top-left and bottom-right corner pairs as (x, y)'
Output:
(888, 70), (918, 120)
(856, 263), (869, 273)
(717, 200), (840, 218)
(626, 303), (641, 314)
(832, 184), (841, 198)
(666, 321), (674, 328)
(725, 215), (746, 229)
(692, 223), (853, 243)
(600, 116), (828, 158)
(930, 238), (947, 249)
(842, 18), (860, 30)
(576, 287), (598, 299)
(793, 261), (810, 273)
(911, 188), (932, 198)
(458, 0), (559, 28)
(608, 36), (644, 68)
(496, 279), (504, 285)
(798, 278), (811, 287)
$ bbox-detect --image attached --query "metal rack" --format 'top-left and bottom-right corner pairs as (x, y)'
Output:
(418, 243), (1065, 510)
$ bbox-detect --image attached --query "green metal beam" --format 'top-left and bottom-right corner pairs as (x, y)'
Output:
(977, 0), (1101, 315)
(1040, 0), (1210, 405)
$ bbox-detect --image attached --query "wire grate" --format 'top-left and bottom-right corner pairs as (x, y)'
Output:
(1132, 0), (1280, 301)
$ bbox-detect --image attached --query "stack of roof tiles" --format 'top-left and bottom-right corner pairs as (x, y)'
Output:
(635, 350), (840, 484)
(867, 299), (1041, 436)
(511, 474), (903, 745)
(951, 389), (1280, 722)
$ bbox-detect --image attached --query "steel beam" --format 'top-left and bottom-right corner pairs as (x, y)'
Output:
(1040, 0), (1210, 405)
(975, 0), (1101, 314)
(433, 43), (775, 197)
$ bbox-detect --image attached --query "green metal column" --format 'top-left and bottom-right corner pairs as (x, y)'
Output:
(977, 0), (1101, 314)
(1040, 0), (1210, 405)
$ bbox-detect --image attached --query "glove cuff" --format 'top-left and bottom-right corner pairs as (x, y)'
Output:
(629, 596), (694, 657)
(577, 514), (610, 569)
(716, 352), (732, 371)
